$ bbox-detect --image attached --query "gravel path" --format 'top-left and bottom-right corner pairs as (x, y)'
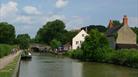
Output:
(0, 51), (20, 70)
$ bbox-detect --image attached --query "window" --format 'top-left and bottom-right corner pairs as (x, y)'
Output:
(76, 41), (79, 45)
(82, 34), (85, 37)
(80, 41), (82, 44)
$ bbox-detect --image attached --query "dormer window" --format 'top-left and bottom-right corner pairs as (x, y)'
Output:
(76, 41), (79, 45)
(80, 41), (82, 44)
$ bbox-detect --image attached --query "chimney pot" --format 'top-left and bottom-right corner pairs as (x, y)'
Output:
(123, 15), (128, 26)
(108, 20), (113, 29)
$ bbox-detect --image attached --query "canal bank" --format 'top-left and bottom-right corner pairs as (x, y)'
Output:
(0, 51), (21, 77)
(19, 54), (138, 77)
(12, 54), (21, 77)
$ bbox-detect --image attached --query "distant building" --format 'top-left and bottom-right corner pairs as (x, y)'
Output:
(106, 20), (118, 49)
(72, 29), (88, 50)
(116, 15), (137, 49)
(63, 42), (72, 51)
(106, 15), (138, 49)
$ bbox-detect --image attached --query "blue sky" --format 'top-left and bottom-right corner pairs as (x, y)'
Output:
(0, 0), (138, 37)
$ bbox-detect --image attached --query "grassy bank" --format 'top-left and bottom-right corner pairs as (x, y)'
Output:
(67, 49), (138, 68)
(0, 44), (16, 58)
(0, 55), (20, 77)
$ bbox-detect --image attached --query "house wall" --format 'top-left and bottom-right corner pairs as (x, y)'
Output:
(72, 30), (88, 50)
(107, 36), (116, 49)
(116, 26), (137, 44)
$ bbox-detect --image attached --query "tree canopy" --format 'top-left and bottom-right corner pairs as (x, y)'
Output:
(16, 34), (31, 49)
(36, 20), (65, 44)
(81, 29), (109, 59)
(132, 27), (138, 43)
(81, 25), (107, 33)
(0, 22), (16, 44)
(112, 20), (123, 27)
(81, 29), (109, 52)
(35, 19), (76, 45)
(50, 39), (61, 49)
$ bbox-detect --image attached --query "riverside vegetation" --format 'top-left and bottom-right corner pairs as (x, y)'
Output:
(0, 20), (138, 69)
(0, 22), (31, 58)
(0, 44), (16, 58)
(67, 29), (138, 68)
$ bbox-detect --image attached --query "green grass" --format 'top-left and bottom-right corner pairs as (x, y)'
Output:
(0, 44), (17, 58)
(0, 55), (19, 77)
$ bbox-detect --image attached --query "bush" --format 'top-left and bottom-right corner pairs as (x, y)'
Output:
(93, 47), (113, 62)
(0, 44), (16, 58)
(67, 49), (83, 59)
(112, 49), (138, 68)
(67, 48), (138, 68)
(81, 30), (109, 53)
(79, 29), (110, 61)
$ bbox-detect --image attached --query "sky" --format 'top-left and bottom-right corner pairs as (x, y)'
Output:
(0, 0), (138, 38)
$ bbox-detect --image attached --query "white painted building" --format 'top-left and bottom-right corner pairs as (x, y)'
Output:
(72, 30), (88, 50)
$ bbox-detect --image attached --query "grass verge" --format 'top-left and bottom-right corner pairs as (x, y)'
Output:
(0, 55), (20, 77)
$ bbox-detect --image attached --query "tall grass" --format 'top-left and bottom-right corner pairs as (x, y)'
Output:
(0, 44), (16, 58)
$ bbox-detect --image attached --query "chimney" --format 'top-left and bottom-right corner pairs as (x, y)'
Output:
(123, 15), (128, 26)
(108, 20), (113, 29)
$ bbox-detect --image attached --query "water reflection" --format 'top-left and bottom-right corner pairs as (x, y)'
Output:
(19, 55), (138, 77)
(72, 62), (82, 77)
(82, 62), (138, 77)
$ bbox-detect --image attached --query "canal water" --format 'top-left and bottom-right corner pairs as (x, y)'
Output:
(19, 54), (138, 77)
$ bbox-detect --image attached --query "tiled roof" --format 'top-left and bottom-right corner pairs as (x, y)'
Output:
(106, 25), (122, 36)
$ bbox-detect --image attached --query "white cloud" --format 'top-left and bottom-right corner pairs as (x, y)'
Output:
(0, 1), (18, 18)
(0, 1), (82, 37)
(129, 17), (138, 27)
(66, 16), (85, 29)
(14, 15), (66, 37)
(46, 14), (66, 22)
(43, 15), (85, 30)
(56, 0), (68, 8)
(15, 16), (32, 24)
(23, 6), (41, 15)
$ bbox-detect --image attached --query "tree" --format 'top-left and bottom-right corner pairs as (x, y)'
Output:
(50, 39), (61, 50)
(112, 20), (123, 27)
(81, 29), (109, 59)
(81, 25), (107, 33)
(36, 20), (66, 44)
(0, 22), (16, 44)
(132, 27), (138, 43)
(16, 34), (31, 49)
(61, 30), (78, 44)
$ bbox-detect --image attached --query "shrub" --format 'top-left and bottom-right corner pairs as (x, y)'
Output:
(67, 49), (83, 59)
(80, 29), (110, 61)
(112, 49), (138, 68)
(68, 48), (138, 68)
(0, 44), (16, 58)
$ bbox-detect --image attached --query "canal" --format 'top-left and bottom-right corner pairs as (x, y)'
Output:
(19, 54), (138, 77)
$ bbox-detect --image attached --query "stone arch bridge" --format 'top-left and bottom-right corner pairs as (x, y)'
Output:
(30, 44), (49, 52)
